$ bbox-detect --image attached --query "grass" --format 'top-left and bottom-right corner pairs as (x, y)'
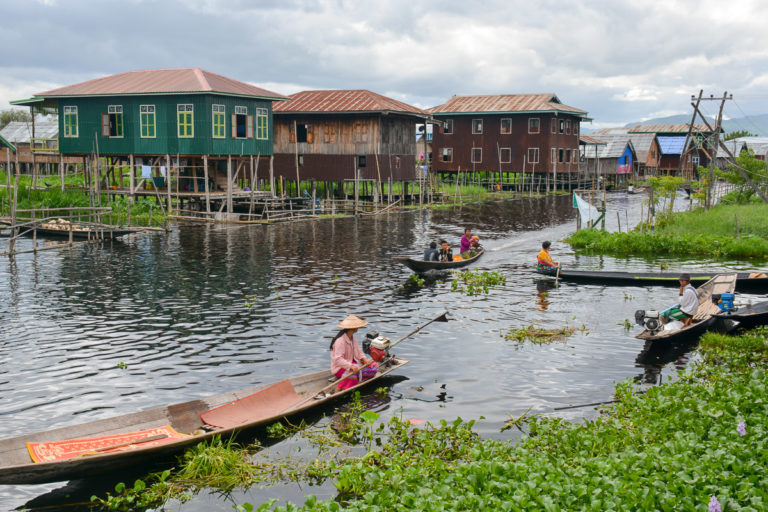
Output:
(656, 203), (768, 239)
(502, 324), (577, 344)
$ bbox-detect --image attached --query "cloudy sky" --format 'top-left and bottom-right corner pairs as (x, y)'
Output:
(1, 0), (767, 129)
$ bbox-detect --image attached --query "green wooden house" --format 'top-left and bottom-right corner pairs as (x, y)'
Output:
(12, 68), (288, 217)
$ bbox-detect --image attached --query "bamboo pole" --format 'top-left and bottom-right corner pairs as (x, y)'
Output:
(203, 155), (210, 214)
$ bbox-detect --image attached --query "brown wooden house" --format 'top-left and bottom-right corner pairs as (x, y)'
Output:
(272, 90), (429, 186)
(429, 94), (589, 177)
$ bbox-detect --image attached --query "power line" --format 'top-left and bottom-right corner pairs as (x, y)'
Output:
(731, 99), (765, 136)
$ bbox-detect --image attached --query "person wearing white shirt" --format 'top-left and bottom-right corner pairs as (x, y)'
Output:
(662, 273), (699, 327)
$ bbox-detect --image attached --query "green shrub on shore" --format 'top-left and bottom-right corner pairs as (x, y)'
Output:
(565, 228), (768, 259)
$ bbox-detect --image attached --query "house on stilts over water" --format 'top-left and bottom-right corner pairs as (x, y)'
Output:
(12, 68), (288, 221)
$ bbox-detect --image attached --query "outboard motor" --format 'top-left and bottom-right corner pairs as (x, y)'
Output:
(635, 309), (662, 333)
(364, 330), (391, 362)
(712, 293), (735, 312)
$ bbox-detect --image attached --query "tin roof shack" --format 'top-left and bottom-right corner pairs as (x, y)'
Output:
(429, 94), (588, 184)
(0, 122), (82, 179)
(656, 135), (698, 175)
(272, 90), (429, 198)
(581, 135), (637, 185)
(592, 127), (659, 176)
(12, 68), (288, 219)
(629, 124), (712, 177)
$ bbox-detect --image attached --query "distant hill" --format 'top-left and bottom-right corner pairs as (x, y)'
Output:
(625, 113), (768, 137)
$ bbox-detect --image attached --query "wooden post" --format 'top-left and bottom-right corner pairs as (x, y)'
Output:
(226, 155), (233, 215)
(203, 155), (211, 214)
(311, 180), (316, 215)
(293, 120), (301, 198)
(129, 154), (135, 202)
(249, 153), (260, 216)
(269, 155), (275, 196)
(166, 154), (172, 214)
(59, 154), (65, 191)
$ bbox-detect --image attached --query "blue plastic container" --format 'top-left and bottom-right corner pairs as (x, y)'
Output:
(717, 292), (735, 312)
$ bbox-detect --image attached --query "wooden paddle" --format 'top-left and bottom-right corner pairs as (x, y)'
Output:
(285, 312), (450, 411)
(555, 264), (561, 287)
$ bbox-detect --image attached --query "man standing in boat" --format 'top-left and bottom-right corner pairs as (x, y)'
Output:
(661, 273), (699, 327)
(537, 241), (559, 273)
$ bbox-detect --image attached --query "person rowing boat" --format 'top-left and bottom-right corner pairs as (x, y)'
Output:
(537, 241), (559, 273)
(329, 315), (378, 394)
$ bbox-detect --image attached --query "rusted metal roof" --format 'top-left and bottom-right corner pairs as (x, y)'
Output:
(32, 68), (288, 100)
(428, 94), (587, 116)
(629, 124), (711, 134)
(579, 134), (606, 145)
(272, 90), (427, 116)
(583, 135), (635, 159)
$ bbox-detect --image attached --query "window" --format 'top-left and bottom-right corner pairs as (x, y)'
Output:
(177, 104), (194, 138)
(558, 149), (564, 163)
(551, 118), (557, 134)
(358, 155), (366, 168)
(443, 119), (453, 134)
(63, 106), (78, 138)
(395, 156), (401, 168)
(353, 122), (368, 142)
(471, 148), (482, 163)
(323, 122), (337, 143)
(232, 105), (253, 138)
(692, 156), (700, 165)
(442, 147), (453, 162)
(551, 148), (557, 164)
(559, 119), (565, 134)
(500, 118), (512, 134)
(212, 105), (225, 138)
(256, 108), (268, 140)
(102, 105), (123, 137)
(472, 119), (483, 134)
(566, 119), (571, 135)
(294, 123), (312, 143)
(528, 147), (539, 164)
(574, 123), (579, 137)
(298, 154), (304, 166)
(140, 105), (155, 138)
(499, 147), (511, 163)
(528, 118), (540, 134)
(573, 150), (579, 163)
(566, 149), (571, 162)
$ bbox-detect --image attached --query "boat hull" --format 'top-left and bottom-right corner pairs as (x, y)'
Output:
(393, 249), (484, 273)
(715, 301), (768, 330)
(537, 269), (768, 294)
(0, 358), (408, 485)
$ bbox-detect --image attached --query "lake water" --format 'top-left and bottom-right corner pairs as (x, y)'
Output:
(1, 192), (760, 510)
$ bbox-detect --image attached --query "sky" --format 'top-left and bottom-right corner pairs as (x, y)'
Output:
(1, 0), (768, 130)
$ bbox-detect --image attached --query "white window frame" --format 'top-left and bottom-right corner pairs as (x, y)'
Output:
(551, 148), (557, 164)
(574, 122), (579, 137)
(472, 118), (483, 134)
(551, 118), (557, 134)
(212, 104), (226, 139)
(234, 105), (247, 115)
(443, 119), (453, 134)
(442, 147), (453, 162)
(528, 147), (540, 164)
(471, 147), (482, 163)
(139, 105), (156, 139)
(107, 105), (124, 138)
(528, 117), (540, 134)
(256, 107), (268, 140)
(177, 104), (194, 138)
(500, 118), (512, 134)
(63, 106), (78, 138)
(566, 119), (571, 135)
(499, 147), (511, 163)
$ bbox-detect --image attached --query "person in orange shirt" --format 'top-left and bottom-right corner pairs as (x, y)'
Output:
(536, 241), (559, 273)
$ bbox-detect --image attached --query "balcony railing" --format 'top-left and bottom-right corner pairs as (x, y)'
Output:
(30, 137), (59, 153)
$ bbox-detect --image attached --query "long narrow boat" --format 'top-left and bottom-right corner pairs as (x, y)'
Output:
(0, 357), (408, 485)
(715, 300), (768, 330)
(635, 274), (737, 342)
(536, 268), (768, 294)
(393, 248), (484, 273)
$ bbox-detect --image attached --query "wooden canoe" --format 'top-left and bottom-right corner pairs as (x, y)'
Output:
(393, 248), (484, 273)
(635, 274), (737, 341)
(715, 300), (768, 330)
(536, 268), (768, 294)
(0, 357), (408, 485)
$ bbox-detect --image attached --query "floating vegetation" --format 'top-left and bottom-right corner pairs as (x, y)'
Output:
(619, 318), (633, 331)
(502, 324), (578, 345)
(407, 273), (425, 287)
(451, 269), (506, 296)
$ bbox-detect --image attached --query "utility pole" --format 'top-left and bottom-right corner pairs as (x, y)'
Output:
(702, 92), (728, 209)
(678, 90), (702, 178)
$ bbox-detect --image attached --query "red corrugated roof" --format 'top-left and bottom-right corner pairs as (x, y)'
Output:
(629, 123), (711, 134)
(429, 94), (587, 115)
(580, 134), (606, 144)
(272, 90), (427, 115)
(33, 68), (287, 99)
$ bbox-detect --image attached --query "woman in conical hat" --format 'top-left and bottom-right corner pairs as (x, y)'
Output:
(329, 315), (378, 393)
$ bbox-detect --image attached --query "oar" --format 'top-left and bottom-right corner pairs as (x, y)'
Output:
(555, 264), (561, 287)
(285, 312), (449, 411)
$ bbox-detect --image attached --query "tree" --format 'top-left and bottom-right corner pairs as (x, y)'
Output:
(724, 130), (756, 141)
(714, 149), (768, 203)
(0, 109), (33, 131)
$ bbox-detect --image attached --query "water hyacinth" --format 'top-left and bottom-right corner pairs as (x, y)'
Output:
(737, 422), (746, 436)
(709, 495), (721, 512)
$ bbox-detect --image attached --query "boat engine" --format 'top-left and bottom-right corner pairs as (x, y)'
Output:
(364, 331), (391, 362)
(712, 293), (735, 312)
(635, 309), (662, 333)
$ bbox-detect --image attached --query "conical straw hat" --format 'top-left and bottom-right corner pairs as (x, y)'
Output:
(337, 314), (368, 329)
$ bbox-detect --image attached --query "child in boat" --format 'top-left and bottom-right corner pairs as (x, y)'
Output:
(330, 315), (378, 393)
(537, 241), (559, 273)
(438, 239), (453, 262)
(423, 241), (439, 261)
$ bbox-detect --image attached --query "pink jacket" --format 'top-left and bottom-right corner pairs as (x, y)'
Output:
(331, 332), (365, 374)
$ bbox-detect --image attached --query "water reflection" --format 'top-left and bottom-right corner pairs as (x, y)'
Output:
(634, 339), (698, 385)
